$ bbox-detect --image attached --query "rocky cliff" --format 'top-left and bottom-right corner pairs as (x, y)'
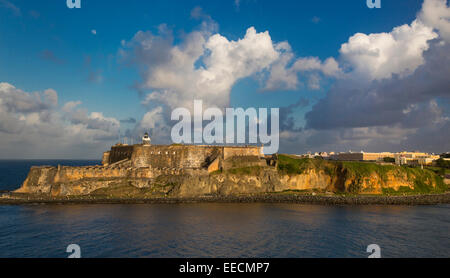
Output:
(276, 155), (446, 194)
(14, 155), (447, 198)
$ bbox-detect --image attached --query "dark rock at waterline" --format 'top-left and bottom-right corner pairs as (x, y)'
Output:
(1, 192), (449, 206)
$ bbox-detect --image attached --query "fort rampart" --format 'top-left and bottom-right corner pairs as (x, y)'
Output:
(103, 144), (262, 169)
(16, 144), (266, 195)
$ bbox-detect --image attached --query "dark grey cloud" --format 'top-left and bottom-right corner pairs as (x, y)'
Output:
(120, 27), (174, 74)
(0, 84), (52, 114)
(305, 40), (450, 130)
(0, 83), (122, 158)
(280, 97), (309, 132)
(400, 121), (450, 152)
(275, 38), (450, 155)
(67, 110), (119, 132)
(0, 111), (25, 134)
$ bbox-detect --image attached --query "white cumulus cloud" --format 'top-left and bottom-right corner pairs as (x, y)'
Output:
(0, 82), (121, 158)
(340, 20), (438, 81)
(123, 26), (280, 111)
(419, 0), (450, 42)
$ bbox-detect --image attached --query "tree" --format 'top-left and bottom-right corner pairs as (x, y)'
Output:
(436, 158), (450, 168)
(383, 157), (395, 163)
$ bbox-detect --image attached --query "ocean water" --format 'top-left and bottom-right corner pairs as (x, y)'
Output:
(0, 160), (449, 258)
(0, 160), (101, 192)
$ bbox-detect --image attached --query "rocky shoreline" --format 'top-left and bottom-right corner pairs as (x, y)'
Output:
(1, 192), (449, 206)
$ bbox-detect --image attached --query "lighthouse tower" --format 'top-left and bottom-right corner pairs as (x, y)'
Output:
(142, 132), (151, 145)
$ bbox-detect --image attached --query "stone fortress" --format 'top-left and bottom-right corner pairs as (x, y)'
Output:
(102, 132), (273, 173)
(13, 133), (446, 198)
(16, 133), (278, 197)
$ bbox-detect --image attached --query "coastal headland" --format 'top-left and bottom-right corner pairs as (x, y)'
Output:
(2, 142), (449, 205)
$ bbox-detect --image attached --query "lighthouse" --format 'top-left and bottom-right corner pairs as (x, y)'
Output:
(142, 132), (151, 145)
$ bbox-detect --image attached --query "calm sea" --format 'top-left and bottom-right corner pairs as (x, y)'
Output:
(0, 160), (449, 258)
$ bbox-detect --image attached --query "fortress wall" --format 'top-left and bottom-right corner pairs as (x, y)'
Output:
(109, 145), (134, 164)
(56, 166), (131, 182)
(128, 167), (158, 179)
(177, 146), (221, 168)
(130, 145), (262, 169)
(183, 168), (209, 176)
(102, 151), (110, 166)
(222, 156), (266, 170)
(131, 145), (221, 169)
(223, 146), (261, 160)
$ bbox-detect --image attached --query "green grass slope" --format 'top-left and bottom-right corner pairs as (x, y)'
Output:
(277, 155), (447, 194)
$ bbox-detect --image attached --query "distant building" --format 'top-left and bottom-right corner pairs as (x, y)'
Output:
(296, 152), (331, 159)
(295, 150), (442, 165)
(329, 152), (394, 162)
(318, 152), (328, 158)
(298, 152), (315, 159)
(394, 152), (440, 166)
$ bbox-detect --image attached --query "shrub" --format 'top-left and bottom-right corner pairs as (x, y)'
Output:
(383, 157), (395, 163)
(436, 158), (450, 168)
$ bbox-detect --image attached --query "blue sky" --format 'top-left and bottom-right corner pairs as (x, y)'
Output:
(0, 0), (422, 120)
(1, 0), (449, 158)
